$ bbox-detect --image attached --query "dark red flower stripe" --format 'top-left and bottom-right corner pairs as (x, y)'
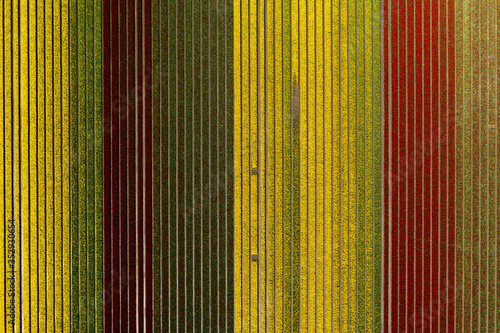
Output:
(384, 0), (455, 332)
(103, 0), (153, 331)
